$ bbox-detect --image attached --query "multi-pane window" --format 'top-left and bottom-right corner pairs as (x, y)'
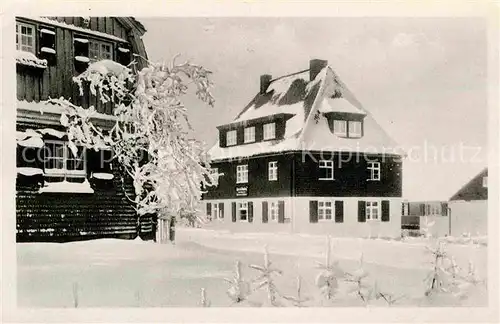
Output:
(270, 201), (279, 222)
(44, 141), (86, 179)
(244, 126), (255, 143)
(268, 161), (278, 181)
(367, 161), (381, 181)
(236, 164), (248, 184)
(483, 176), (488, 188)
(89, 40), (113, 62)
(318, 201), (333, 221)
(366, 201), (379, 220)
(238, 202), (248, 221)
(333, 120), (347, 137)
(263, 123), (276, 140)
(319, 160), (334, 180)
(349, 121), (362, 138)
(16, 22), (35, 53)
(226, 130), (237, 146)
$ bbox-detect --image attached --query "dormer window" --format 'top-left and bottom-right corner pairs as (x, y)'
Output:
(16, 22), (35, 54)
(483, 176), (487, 188)
(244, 127), (255, 143)
(333, 120), (347, 137)
(348, 121), (362, 138)
(226, 130), (237, 146)
(263, 123), (276, 140)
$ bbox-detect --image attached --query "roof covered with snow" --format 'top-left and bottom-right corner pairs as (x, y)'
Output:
(208, 63), (401, 161)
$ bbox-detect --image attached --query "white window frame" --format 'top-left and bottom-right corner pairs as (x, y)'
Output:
(213, 203), (223, 220)
(318, 160), (334, 180)
(333, 120), (347, 137)
(88, 39), (113, 62)
(236, 164), (248, 184)
(366, 201), (380, 221)
(44, 140), (87, 180)
(483, 176), (487, 188)
(367, 161), (381, 181)
(263, 123), (276, 140)
(268, 161), (278, 181)
(348, 121), (362, 138)
(244, 126), (256, 143)
(226, 130), (237, 146)
(269, 201), (279, 222)
(238, 202), (248, 222)
(16, 22), (36, 53)
(318, 200), (334, 221)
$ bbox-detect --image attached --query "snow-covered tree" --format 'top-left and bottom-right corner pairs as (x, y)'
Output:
(46, 56), (216, 220)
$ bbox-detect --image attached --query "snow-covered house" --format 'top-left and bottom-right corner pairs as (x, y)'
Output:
(16, 16), (153, 242)
(203, 59), (403, 238)
(448, 168), (488, 236)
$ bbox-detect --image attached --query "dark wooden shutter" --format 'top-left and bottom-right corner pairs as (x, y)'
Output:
(206, 203), (212, 218)
(309, 200), (318, 223)
(381, 200), (390, 222)
(74, 35), (89, 73)
(232, 202), (237, 222)
(278, 200), (285, 223)
(116, 43), (132, 66)
(420, 203), (425, 216)
(358, 200), (366, 222)
(248, 202), (254, 223)
(219, 130), (227, 148)
(335, 201), (344, 223)
(38, 26), (56, 66)
(219, 202), (224, 219)
(262, 201), (268, 223)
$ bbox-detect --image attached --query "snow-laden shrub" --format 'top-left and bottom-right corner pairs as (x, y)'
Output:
(46, 56), (217, 221)
(423, 240), (485, 302)
(314, 236), (344, 300)
(224, 260), (251, 305)
(248, 245), (283, 306)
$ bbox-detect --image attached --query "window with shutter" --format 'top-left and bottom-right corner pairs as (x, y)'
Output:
(262, 201), (268, 223)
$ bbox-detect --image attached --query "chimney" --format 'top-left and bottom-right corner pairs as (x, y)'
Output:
(260, 74), (272, 94)
(309, 59), (328, 81)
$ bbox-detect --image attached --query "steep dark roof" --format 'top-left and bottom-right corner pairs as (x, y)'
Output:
(449, 168), (488, 201)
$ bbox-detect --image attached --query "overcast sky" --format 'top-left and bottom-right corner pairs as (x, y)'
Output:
(140, 17), (488, 201)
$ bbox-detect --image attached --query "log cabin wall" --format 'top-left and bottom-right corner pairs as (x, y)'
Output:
(16, 16), (145, 115)
(16, 16), (154, 242)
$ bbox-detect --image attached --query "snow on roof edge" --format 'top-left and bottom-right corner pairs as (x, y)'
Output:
(20, 17), (127, 43)
(17, 100), (117, 122)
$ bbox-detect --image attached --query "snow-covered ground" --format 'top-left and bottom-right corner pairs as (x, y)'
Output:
(17, 228), (488, 307)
